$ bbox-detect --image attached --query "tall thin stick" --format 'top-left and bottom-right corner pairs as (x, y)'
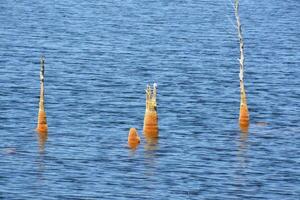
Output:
(39, 57), (45, 110)
(36, 56), (48, 133)
(235, 0), (249, 127)
(234, 0), (245, 82)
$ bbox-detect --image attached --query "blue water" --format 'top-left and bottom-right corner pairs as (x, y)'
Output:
(0, 0), (299, 199)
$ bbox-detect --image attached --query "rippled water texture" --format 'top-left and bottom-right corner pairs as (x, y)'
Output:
(0, 0), (299, 199)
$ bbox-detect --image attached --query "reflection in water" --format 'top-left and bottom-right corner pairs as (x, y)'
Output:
(128, 144), (139, 157)
(144, 136), (158, 151)
(144, 135), (159, 176)
(37, 131), (48, 153)
(234, 129), (249, 193)
(36, 152), (46, 181)
(35, 131), (48, 182)
(239, 124), (249, 134)
(237, 131), (248, 168)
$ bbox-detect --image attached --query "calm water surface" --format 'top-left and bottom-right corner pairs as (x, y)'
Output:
(0, 0), (299, 199)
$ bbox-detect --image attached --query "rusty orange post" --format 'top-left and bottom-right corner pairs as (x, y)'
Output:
(239, 82), (249, 128)
(143, 83), (159, 138)
(128, 128), (140, 149)
(36, 56), (48, 133)
(235, 0), (250, 129)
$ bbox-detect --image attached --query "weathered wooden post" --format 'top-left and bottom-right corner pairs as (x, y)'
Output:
(235, 0), (250, 129)
(36, 56), (48, 133)
(143, 83), (159, 138)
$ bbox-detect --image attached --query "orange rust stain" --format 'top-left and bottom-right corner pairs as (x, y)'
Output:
(239, 122), (249, 133)
(239, 103), (249, 127)
(36, 110), (48, 133)
(239, 81), (249, 128)
(143, 111), (158, 138)
(128, 128), (140, 149)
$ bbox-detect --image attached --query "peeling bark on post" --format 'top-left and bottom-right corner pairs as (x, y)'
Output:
(235, 0), (250, 128)
(36, 56), (48, 133)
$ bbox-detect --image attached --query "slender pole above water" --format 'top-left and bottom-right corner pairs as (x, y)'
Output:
(36, 56), (48, 133)
(235, 0), (250, 128)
